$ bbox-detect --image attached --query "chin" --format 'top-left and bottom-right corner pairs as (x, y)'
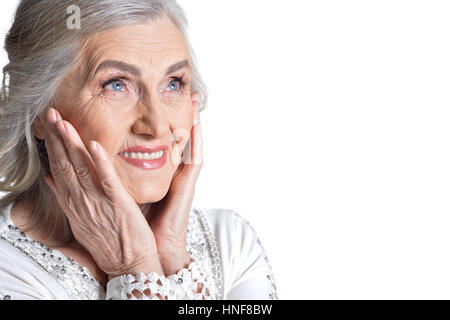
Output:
(132, 180), (172, 204)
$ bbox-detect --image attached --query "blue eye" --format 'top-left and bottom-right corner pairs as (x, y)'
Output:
(168, 79), (181, 91)
(102, 79), (125, 92)
(167, 74), (188, 92)
(111, 82), (124, 91)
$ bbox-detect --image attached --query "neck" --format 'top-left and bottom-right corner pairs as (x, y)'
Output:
(11, 193), (73, 248)
(138, 202), (154, 220)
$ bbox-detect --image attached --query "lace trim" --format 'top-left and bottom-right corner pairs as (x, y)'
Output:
(120, 270), (173, 300)
(120, 260), (214, 300)
(233, 212), (279, 300)
(0, 203), (223, 300)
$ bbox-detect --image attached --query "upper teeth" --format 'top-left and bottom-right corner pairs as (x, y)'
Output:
(120, 151), (164, 160)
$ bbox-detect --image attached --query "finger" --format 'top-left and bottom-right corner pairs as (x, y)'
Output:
(179, 103), (202, 170)
(43, 173), (70, 210)
(191, 92), (199, 104)
(173, 159), (185, 178)
(171, 140), (182, 167)
(191, 103), (203, 166)
(43, 109), (103, 217)
(43, 173), (66, 210)
(43, 108), (76, 197)
(43, 174), (57, 193)
(54, 118), (99, 192)
(87, 140), (127, 201)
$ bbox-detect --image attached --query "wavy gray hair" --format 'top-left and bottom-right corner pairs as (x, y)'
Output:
(0, 0), (208, 244)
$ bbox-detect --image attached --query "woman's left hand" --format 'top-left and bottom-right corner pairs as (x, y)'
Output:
(146, 96), (203, 275)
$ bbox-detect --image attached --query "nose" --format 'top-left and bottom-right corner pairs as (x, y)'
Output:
(131, 96), (171, 139)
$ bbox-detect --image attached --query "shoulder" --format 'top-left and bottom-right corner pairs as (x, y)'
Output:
(192, 206), (278, 299)
(194, 206), (237, 230)
(193, 206), (253, 234)
(0, 236), (65, 299)
(0, 202), (66, 300)
(192, 206), (258, 250)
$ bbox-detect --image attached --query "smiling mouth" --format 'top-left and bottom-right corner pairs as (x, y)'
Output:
(119, 150), (164, 160)
(118, 146), (168, 170)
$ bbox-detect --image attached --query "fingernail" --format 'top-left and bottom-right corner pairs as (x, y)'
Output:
(193, 103), (200, 126)
(55, 109), (62, 121)
(49, 108), (57, 123)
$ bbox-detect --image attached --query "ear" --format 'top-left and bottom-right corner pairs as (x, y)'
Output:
(32, 116), (45, 140)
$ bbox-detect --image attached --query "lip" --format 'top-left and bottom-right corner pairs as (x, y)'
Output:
(119, 145), (168, 154)
(118, 145), (168, 170)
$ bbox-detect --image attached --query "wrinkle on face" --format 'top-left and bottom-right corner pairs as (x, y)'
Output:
(50, 15), (196, 204)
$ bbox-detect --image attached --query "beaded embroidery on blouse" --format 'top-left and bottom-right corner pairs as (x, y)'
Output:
(233, 212), (279, 300)
(0, 203), (223, 300)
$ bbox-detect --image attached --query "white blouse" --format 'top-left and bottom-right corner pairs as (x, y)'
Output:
(0, 201), (278, 300)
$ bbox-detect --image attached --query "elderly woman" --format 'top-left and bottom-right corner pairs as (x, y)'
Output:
(0, 0), (277, 300)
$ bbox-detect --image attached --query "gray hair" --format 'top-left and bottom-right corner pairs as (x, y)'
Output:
(0, 0), (208, 244)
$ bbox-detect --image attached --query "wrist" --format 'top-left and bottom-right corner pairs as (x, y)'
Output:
(107, 257), (165, 281)
(159, 249), (192, 276)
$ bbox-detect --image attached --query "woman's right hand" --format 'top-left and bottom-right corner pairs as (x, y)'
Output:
(41, 107), (164, 279)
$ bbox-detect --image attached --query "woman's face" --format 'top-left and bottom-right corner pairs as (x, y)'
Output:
(41, 16), (196, 204)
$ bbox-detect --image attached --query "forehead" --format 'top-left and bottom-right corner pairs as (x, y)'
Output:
(81, 16), (189, 77)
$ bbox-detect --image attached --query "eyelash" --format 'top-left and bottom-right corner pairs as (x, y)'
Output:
(172, 73), (189, 90)
(100, 73), (190, 92)
(102, 77), (126, 90)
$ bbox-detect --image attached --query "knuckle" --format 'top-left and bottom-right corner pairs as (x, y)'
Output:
(57, 159), (72, 174)
(63, 190), (75, 211)
(100, 178), (114, 193)
(48, 159), (59, 173)
(51, 170), (63, 179)
(75, 166), (90, 178)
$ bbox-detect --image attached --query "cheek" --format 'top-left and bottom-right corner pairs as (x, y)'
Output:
(63, 104), (126, 157)
(169, 104), (194, 148)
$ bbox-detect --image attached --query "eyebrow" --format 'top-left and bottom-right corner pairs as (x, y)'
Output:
(164, 60), (190, 76)
(92, 59), (191, 78)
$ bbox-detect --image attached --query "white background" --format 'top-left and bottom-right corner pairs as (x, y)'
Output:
(1, 0), (450, 299)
